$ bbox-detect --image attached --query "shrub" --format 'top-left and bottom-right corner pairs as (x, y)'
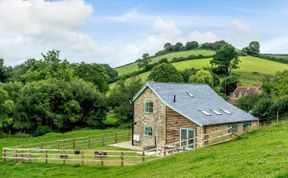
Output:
(33, 125), (52, 136)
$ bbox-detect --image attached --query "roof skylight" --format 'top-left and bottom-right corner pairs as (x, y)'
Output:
(186, 92), (194, 98)
(199, 110), (211, 116)
(221, 109), (232, 115)
(211, 110), (222, 115)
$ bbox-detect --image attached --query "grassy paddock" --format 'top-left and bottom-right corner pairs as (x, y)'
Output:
(1, 123), (288, 177)
(110, 56), (288, 89)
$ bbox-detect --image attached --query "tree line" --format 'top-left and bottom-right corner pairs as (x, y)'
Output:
(0, 50), (119, 135)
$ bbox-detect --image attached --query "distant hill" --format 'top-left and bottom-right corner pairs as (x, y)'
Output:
(111, 49), (288, 89)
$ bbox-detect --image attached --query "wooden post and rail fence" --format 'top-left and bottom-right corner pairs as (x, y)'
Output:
(1, 128), (239, 167)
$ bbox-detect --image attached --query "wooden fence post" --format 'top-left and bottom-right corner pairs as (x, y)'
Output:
(142, 151), (145, 162)
(101, 155), (104, 166)
(15, 149), (18, 163)
(73, 139), (76, 150)
(45, 150), (48, 164)
(81, 151), (84, 166)
(102, 134), (105, 146)
(115, 133), (118, 143)
(29, 149), (32, 162)
(3, 148), (6, 162)
(163, 146), (166, 157)
(63, 151), (66, 165)
(88, 137), (91, 149)
(121, 152), (124, 167)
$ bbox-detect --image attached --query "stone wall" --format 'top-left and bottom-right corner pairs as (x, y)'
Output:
(133, 88), (166, 148)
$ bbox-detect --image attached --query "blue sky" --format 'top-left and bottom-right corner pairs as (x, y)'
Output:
(1, 0), (288, 66)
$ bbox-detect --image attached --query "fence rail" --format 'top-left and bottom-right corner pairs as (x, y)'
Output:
(15, 130), (131, 150)
(2, 147), (157, 166)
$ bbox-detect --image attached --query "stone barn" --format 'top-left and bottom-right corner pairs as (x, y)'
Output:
(132, 82), (258, 150)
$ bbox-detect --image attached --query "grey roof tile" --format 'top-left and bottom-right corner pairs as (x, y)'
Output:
(135, 81), (257, 126)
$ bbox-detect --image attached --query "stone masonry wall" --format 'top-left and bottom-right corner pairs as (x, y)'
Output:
(133, 88), (166, 148)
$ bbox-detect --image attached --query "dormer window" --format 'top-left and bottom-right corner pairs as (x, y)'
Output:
(144, 101), (153, 113)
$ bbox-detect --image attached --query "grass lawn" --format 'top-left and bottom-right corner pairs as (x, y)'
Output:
(110, 56), (288, 89)
(1, 123), (288, 177)
(115, 49), (215, 76)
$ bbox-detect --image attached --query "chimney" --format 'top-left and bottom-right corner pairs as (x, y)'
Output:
(173, 94), (176, 103)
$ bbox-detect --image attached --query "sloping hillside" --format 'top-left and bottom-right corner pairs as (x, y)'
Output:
(110, 56), (288, 88)
(1, 123), (288, 177)
(115, 49), (215, 76)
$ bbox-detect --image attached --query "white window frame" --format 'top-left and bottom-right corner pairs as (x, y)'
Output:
(144, 101), (153, 113)
(144, 126), (153, 136)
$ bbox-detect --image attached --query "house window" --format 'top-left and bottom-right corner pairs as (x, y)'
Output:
(243, 122), (252, 131)
(144, 127), (153, 136)
(229, 123), (238, 133)
(144, 101), (153, 113)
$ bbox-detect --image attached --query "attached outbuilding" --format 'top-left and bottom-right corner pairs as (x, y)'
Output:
(132, 82), (258, 150)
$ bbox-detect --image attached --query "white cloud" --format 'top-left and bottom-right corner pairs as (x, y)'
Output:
(0, 0), (97, 66)
(188, 31), (221, 44)
(261, 36), (288, 54)
(0, 1), (222, 67)
(232, 20), (253, 35)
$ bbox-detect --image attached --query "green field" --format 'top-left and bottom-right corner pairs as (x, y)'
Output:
(1, 123), (288, 177)
(115, 49), (215, 76)
(110, 56), (288, 88)
(0, 128), (128, 155)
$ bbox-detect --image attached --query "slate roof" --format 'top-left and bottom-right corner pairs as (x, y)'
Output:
(132, 81), (257, 126)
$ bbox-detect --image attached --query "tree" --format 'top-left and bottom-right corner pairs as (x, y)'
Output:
(148, 63), (183, 82)
(189, 69), (214, 86)
(173, 42), (184, 51)
(272, 96), (288, 118)
(109, 77), (142, 123)
(74, 63), (109, 93)
(210, 44), (239, 76)
(221, 76), (239, 95)
(137, 53), (151, 70)
(0, 58), (4, 82)
(100, 64), (118, 80)
(237, 94), (264, 112)
(185, 41), (199, 50)
(164, 43), (173, 51)
(201, 40), (228, 50)
(252, 98), (274, 121)
(247, 41), (260, 56)
(270, 70), (288, 97)
(180, 68), (198, 82)
(0, 87), (14, 134)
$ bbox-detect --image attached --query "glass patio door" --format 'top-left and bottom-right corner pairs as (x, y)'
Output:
(180, 128), (195, 149)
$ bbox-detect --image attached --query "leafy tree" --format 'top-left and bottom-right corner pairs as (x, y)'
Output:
(185, 41), (199, 50)
(272, 96), (288, 118)
(142, 53), (150, 59)
(270, 70), (288, 97)
(0, 87), (14, 134)
(0, 58), (4, 82)
(201, 40), (228, 50)
(74, 63), (109, 93)
(252, 98), (274, 121)
(237, 94), (264, 112)
(173, 42), (184, 51)
(210, 44), (239, 76)
(247, 41), (260, 56)
(189, 69), (214, 86)
(148, 63), (183, 82)
(137, 54), (151, 70)
(180, 68), (198, 82)
(109, 77), (142, 123)
(221, 76), (239, 95)
(100, 64), (118, 80)
(164, 43), (173, 51)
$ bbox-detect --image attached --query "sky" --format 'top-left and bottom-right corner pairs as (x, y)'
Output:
(1, 0), (288, 67)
